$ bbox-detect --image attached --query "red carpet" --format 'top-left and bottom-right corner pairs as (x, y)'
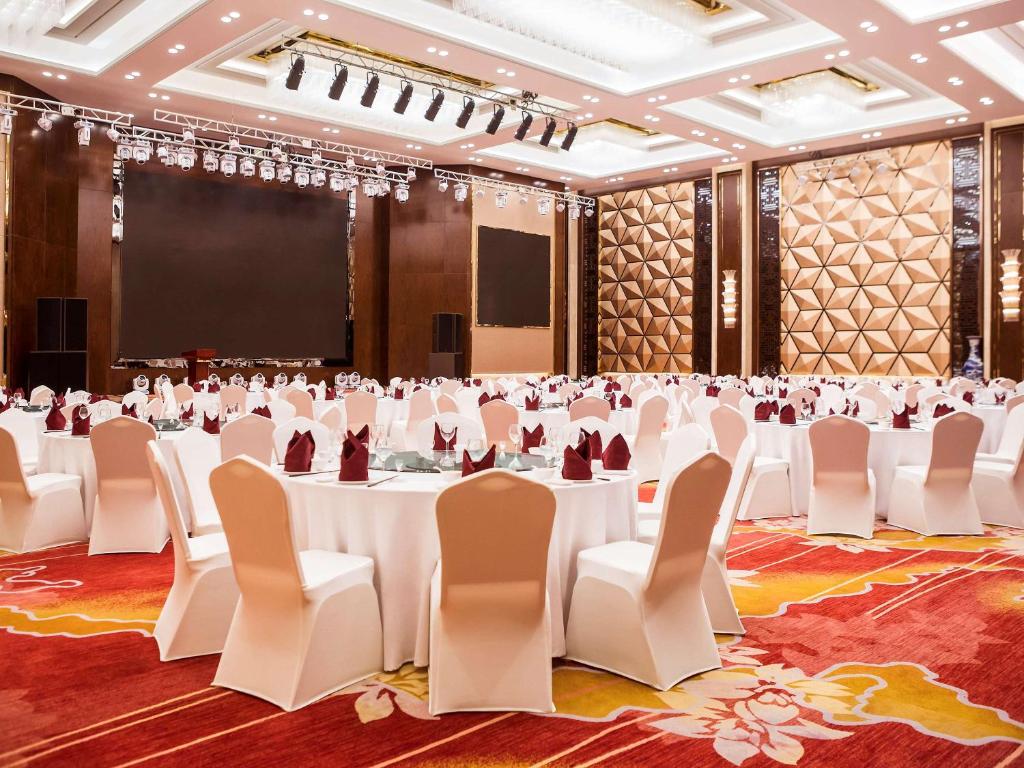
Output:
(2, 518), (1023, 767)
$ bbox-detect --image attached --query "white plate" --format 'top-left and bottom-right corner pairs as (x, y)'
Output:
(335, 478), (370, 485)
(596, 469), (631, 476)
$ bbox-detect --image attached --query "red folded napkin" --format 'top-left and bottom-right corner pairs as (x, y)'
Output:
(472, 379), (482, 386)
(71, 410), (90, 436)
(604, 382), (614, 393)
(325, 387), (336, 400)
(997, 392), (1006, 405)
(933, 403), (955, 418)
(89, 394), (106, 404)
(779, 387), (789, 398)
(525, 394), (541, 411)
(779, 403), (796, 425)
(754, 402), (772, 421)
(45, 406), (67, 431)
(192, 383), (203, 393)
(284, 430), (314, 472)
(462, 444), (496, 477)
(339, 434), (369, 481)
(706, 385), (720, 397)
(122, 404), (138, 418)
(602, 433), (631, 470)
(891, 406), (910, 429)
(619, 394), (632, 408)
(180, 404), (194, 421)
(347, 425), (370, 445)
(562, 444), (593, 480)
(208, 383), (221, 393)
(908, 403), (919, 416)
(251, 405), (271, 418)
(0, 399), (12, 413)
(963, 391), (975, 404)
(548, 384), (557, 393)
(202, 413), (220, 435)
(51, 394), (65, 409)
(521, 424), (545, 450)
(770, 400), (780, 415)
(394, 387), (405, 400)
(433, 423), (457, 451)
(851, 401), (860, 417)
(581, 429), (603, 459)
(478, 392), (491, 407)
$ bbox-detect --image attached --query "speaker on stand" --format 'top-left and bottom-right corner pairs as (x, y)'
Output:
(28, 297), (88, 393)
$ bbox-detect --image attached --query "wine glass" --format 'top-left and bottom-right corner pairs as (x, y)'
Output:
(507, 425), (523, 469)
(538, 435), (553, 467)
(376, 436), (393, 471)
(467, 438), (485, 461)
(438, 422), (457, 455)
(393, 456), (405, 475)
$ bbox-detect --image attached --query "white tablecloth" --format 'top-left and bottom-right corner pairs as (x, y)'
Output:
(286, 470), (637, 670)
(519, 407), (637, 436)
(974, 405), (1006, 454)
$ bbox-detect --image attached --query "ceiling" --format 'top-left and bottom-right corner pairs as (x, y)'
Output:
(0, 0), (1021, 191)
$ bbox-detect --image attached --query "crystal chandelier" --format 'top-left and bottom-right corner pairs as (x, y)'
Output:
(0, 0), (64, 37)
(760, 70), (864, 129)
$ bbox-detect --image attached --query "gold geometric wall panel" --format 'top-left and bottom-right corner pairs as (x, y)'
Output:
(779, 141), (952, 377)
(597, 182), (695, 373)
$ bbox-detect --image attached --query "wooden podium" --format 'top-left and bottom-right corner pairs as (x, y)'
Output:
(183, 349), (216, 384)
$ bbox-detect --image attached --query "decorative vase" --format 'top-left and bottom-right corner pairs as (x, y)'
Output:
(963, 336), (983, 382)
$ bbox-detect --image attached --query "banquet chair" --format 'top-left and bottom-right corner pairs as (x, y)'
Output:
(415, 415), (484, 459)
(210, 457), (382, 711)
(147, 443), (237, 660)
(343, 390), (378, 433)
(557, 383), (582, 403)
(888, 412), (984, 536)
(172, 383), (195, 407)
(480, 399), (520, 447)
(638, 435), (757, 634)
(565, 452), (729, 690)
(674, 398), (696, 429)
(29, 385), (55, 406)
(221, 413), (275, 464)
(712, 406), (792, 521)
(786, 387), (816, 410)
(280, 387), (314, 420)
(852, 397), (878, 422)
(121, 391), (149, 413)
(438, 379), (461, 397)
(454, 388), (482, 418)
(976, 404), (1024, 465)
(626, 394), (669, 483)
(272, 418), (330, 461)
(717, 387), (744, 410)
(174, 428), (223, 535)
(852, 382), (890, 415)
(568, 396), (611, 422)
(690, 396), (719, 439)
(428, 469), (556, 714)
(394, 389), (436, 451)
(318, 406), (343, 433)
(709, 404), (746, 464)
(738, 395), (756, 422)
(0, 427), (85, 553)
(806, 416), (877, 539)
(436, 394), (459, 415)
(973, 437), (1024, 529)
(904, 383), (924, 408)
(89, 417), (168, 555)
(219, 384), (248, 418)
(0, 409), (40, 473)
(144, 398), (164, 420)
(566, 417), (623, 449)
(58, 403), (79, 424)
(637, 424), (709, 522)
(1006, 394), (1024, 414)
(266, 398), (297, 426)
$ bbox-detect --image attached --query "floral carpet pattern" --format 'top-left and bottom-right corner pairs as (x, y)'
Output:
(1, 514), (1022, 767)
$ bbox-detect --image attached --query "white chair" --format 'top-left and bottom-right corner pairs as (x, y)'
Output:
(29, 385), (55, 406)
(265, 398), (297, 426)
(0, 409), (40, 474)
(565, 452), (730, 690)
(429, 470), (556, 714)
(690, 395), (719, 439)
(343, 390), (378, 432)
(415, 415), (484, 459)
(973, 439), (1024, 529)
(210, 457), (382, 711)
(977, 404), (1024, 465)
(709, 406), (792, 521)
(173, 428), (223, 535)
(147, 443), (237, 661)
(121, 391), (149, 413)
(888, 412), (984, 535)
(88, 417), (168, 555)
(626, 394), (669, 483)
(637, 424), (709, 522)
(806, 416), (877, 539)
(0, 427), (85, 553)
(272, 418), (330, 462)
(318, 406), (344, 433)
(221, 413), (276, 465)
(393, 388), (436, 452)
(565, 417), (624, 448)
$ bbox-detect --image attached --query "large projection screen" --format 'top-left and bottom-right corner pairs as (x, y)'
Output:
(476, 226), (550, 327)
(119, 166), (350, 360)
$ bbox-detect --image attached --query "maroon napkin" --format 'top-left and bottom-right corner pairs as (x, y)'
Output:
(525, 394), (541, 411)
(192, 383), (203, 393)
(252, 405), (271, 418)
(208, 382), (221, 393)
(51, 394), (66, 409)
(963, 391), (975, 405)
(202, 413), (220, 435)
(997, 392), (1007, 405)
(754, 402), (772, 421)
(433, 423), (457, 451)
(339, 434), (369, 481)
(602, 434), (631, 470)
(604, 382), (614, 393)
(325, 387), (336, 401)
(908, 403), (919, 416)
(71, 410), (90, 436)
(606, 393), (617, 410)
(472, 379), (482, 387)
(851, 401), (860, 417)
(461, 444), (496, 477)
(284, 430), (314, 472)
(347, 425), (370, 445)
(779, 403), (796, 425)
(478, 392), (491, 407)
(934, 403), (955, 418)
(892, 407), (910, 429)
(122, 404), (138, 418)
(45, 406), (67, 431)
(0, 399), (12, 413)
(180, 404), (194, 421)
(581, 429), (603, 459)
(89, 394), (107, 404)
(521, 424), (545, 450)
(13, 388), (24, 399)
(562, 444), (593, 480)
(619, 394), (633, 408)
(770, 400), (780, 416)
(706, 385), (720, 397)
(779, 387), (789, 398)
(394, 387), (405, 400)
(548, 383), (557, 393)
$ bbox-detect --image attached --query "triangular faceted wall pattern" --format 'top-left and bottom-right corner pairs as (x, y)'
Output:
(597, 182), (695, 373)
(779, 141), (953, 377)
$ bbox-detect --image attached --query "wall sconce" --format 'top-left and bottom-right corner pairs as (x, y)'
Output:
(722, 269), (738, 329)
(1000, 249), (1021, 322)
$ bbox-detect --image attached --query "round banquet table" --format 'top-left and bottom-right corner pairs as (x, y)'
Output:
(753, 419), (933, 517)
(36, 427), (190, 531)
(519, 406), (637, 436)
(973, 405), (1006, 454)
(285, 463), (637, 671)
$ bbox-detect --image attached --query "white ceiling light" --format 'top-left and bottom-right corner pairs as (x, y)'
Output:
(760, 70), (864, 128)
(0, 0), (64, 37)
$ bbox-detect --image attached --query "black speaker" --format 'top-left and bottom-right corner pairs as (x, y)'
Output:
(63, 298), (88, 351)
(28, 351), (87, 393)
(432, 313), (463, 354)
(36, 298), (63, 351)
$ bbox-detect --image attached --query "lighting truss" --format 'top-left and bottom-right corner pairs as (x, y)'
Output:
(153, 109), (432, 171)
(433, 169), (595, 209)
(0, 89), (133, 127)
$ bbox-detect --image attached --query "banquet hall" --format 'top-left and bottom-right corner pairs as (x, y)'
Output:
(1, 0), (1024, 766)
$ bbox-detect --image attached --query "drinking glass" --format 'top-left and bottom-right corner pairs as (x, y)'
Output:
(438, 422), (457, 455)
(467, 438), (486, 461)
(507, 425), (522, 469)
(393, 457), (405, 474)
(538, 435), (553, 467)
(376, 436), (393, 471)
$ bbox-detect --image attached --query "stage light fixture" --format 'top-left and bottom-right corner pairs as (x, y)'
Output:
(584, 205), (594, 217)
(474, 188), (485, 199)
(312, 168), (326, 187)
(485, 105), (505, 135)
(75, 120), (92, 146)
(115, 139), (132, 161)
(569, 202), (581, 220)
(178, 146), (197, 171)
(556, 201), (566, 213)
(133, 140), (152, 164)
(456, 96), (475, 128)
(407, 167), (416, 182)
(271, 143), (285, 160)
(395, 183), (410, 203)
(438, 178), (449, 192)
(0, 109), (12, 136)
(345, 175), (359, 191)
(360, 72), (380, 108)
(495, 190), (508, 208)
(105, 125), (119, 142)
(328, 65), (348, 100)
(37, 113), (53, 131)
(514, 112), (533, 141)
(537, 197), (552, 215)
(277, 162), (293, 184)
(239, 156), (256, 177)
(294, 166), (310, 188)
(375, 160), (386, 174)
(285, 55), (305, 90)
(425, 88), (445, 121)
(203, 149), (219, 173)
(329, 171), (344, 192)
(539, 117), (557, 147)
(394, 81), (413, 114)
(454, 182), (468, 202)
(561, 122), (578, 151)
(220, 153), (237, 177)
(259, 159), (276, 182)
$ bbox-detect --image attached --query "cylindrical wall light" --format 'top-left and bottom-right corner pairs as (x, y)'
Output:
(722, 269), (738, 329)
(1000, 249), (1021, 322)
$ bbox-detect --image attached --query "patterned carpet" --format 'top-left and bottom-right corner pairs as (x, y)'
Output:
(2, 507), (1023, 767)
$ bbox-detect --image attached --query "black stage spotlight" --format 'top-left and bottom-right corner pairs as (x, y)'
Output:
(328, 65), (348, 100)
(455, 96), (475, 129)
(394, 81), (413, 114)
(561, 122), (578, 151)
(285, 55), (305, 90)
(485, 104), (505, 134)
(360, 72), (380, 107)
(425, 88), (444, 121)
(514, 111), (533, 141)
(539, 117), (557, 147)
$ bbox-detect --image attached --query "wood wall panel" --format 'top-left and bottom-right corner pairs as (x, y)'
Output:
(716, 171), (743, 375)
(992, 126), (1024, 379)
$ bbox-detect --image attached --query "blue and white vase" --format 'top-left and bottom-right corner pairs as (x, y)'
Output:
(963, 335), (983, 382)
